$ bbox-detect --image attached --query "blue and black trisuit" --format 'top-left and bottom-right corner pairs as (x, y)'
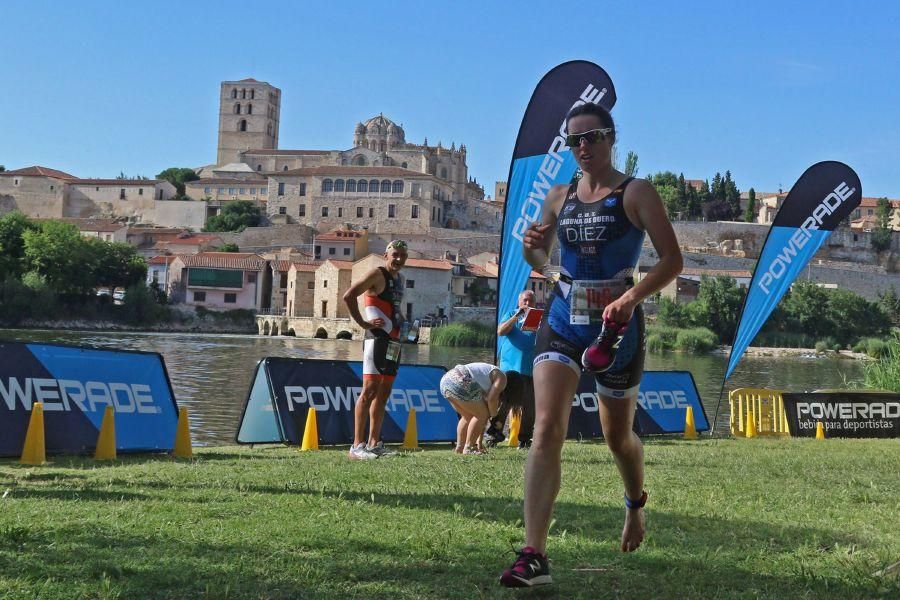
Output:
(533, 176), (647, 398)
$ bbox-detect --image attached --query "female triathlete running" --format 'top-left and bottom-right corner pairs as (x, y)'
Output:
(500, 103), (683, 588)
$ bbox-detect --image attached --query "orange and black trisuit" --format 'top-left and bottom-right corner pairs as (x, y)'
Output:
(362, 267), (404, 381)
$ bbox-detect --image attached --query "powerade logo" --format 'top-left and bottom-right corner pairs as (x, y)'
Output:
(797, 401), (899, 419)
(570, 389), (689, 412)
(0, 377), (161, 414)
(283, 386), (446, 413)
(758, 182), (856, 295)
(512, 83), (609, 242)
(638, 390), (689, 410)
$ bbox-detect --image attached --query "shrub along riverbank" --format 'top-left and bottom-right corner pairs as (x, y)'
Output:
(1, 440), (897, 598)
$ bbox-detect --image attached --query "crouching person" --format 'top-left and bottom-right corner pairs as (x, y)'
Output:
(439, 362), (506, 455)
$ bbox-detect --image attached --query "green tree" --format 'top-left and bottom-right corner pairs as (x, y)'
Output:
(468, 278), (493, 305)
(696, 180), (710, 219)
(650, 172), (680, 219)
(724, 171), (741, 219)
(23, 221), (96, 295)
(204, 201), (261, 232)
(0, 211), (37, 280)
(624, 151), (639, 177)
(781, 281), (830, 337)
(157, 167), (200, 197)
(877, 286), (900, 325)
(686, 275), (745, 342)
(217, 243), (240, 252)
(710, 172), (724, 205)
(657, 295), (690, 327)
(871, 197), (892, 252)
(88, 239), (147, 288)
(744, 188), (757, 223)
(0, 165), (5, 172)
(825, 288), (890, 344)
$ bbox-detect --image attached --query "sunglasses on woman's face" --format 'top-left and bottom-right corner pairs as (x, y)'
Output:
(565, 128), (612, 147)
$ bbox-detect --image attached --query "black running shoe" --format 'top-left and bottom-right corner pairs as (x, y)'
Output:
(499, 546), (551, 587)
(483, 424), (505, 448)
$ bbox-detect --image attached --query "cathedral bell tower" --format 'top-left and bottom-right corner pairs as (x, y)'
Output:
(216, 78), (281, 165)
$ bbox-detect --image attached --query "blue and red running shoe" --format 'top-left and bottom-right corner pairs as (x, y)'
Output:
(499, 546), (551, 587)
(581, 318), (628, 373)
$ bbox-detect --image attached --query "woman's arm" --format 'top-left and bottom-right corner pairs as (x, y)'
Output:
(484, 370), (508, 419)
(604, 179), (683, 323)
(522, 184), (566, 270)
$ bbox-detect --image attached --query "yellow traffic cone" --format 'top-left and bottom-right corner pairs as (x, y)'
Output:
(173, 407), (193, 458)
(815, 421), (826, 440)
(20, 402), (46, 466)
(402, 409), (419, 450)
(745, 411), (758, 439)
(94, 406), (117, 461)
(300, 408), (319, 451)
(507, 413), (521, 447)
(684, 406), (698, 440)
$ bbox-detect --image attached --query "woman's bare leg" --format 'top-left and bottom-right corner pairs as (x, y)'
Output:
(598, 393), (645, 552)
(465, 400), (490, 449)
(523, 361), (580, 553)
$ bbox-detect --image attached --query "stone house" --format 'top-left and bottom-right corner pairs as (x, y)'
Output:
(314, 225), (369, 261)
(168, 252), (266, 310)
(286, 262), (319, 317)
(315, 260), (354, 318)
(351, 254), (454, 322)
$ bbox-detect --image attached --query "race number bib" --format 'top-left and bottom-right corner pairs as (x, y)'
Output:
(386, 340), (402, 363)
(570, 279), (628, 325)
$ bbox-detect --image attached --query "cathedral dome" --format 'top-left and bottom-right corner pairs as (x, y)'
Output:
(362, 114), (403, 138)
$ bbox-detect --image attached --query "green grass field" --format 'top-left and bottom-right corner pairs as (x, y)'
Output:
(1, 438), (898, 599)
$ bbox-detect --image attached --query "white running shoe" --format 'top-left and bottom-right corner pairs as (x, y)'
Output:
(367, 441), (397, 457)
(348, 443), (378, 460)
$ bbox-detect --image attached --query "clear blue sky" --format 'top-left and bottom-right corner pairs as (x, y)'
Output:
(2, 0), (898, 197)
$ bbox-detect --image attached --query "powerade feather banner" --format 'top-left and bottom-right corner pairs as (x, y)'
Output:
(724, 161), (862, 380)
(496, 61), (616, 360)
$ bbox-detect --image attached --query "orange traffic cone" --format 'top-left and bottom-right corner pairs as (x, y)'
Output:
(20, 402), (46, 465)
(402, 409), (419, 450)
(684, 406), (698, 440)
(94, 406), (117, 460)
(173, 407), (193, 458)
(300, 408), (319, 450)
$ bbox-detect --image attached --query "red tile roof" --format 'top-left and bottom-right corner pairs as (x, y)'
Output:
(148, 255), (177, 265)
(859, 197), (900, 209)
(405, 258), (454, 271)
(316, 229), (365, 241)
(0, 166), (77, 180)
(466, 264), (494, 277)
(271, 260), (294, 272)
(291, 262), (321, 272)
(175, 252), (266, 270)
(324, 259), (354, 270)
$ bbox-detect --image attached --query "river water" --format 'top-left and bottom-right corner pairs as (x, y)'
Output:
(1, 329), (865, 444)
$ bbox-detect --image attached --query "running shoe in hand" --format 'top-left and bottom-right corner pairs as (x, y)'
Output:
(581, 318), (628, 373)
